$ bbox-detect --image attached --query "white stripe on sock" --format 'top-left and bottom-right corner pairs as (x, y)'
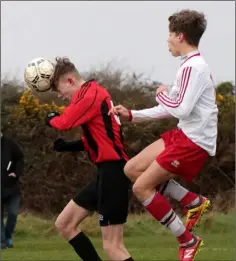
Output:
(189, 197), (200, 207)
(161, 180), (189, 201)
(167, 214), (186, 237)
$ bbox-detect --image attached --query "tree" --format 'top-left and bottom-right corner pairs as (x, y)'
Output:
(216, 81), (234, 95)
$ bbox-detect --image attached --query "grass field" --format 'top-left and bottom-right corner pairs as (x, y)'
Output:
(2, 211), (235, 261)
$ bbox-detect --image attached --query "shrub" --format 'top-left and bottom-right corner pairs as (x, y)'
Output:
(1, 71), (235, 215)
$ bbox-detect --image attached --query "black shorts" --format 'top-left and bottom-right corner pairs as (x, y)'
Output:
(73, 160), (131, 226)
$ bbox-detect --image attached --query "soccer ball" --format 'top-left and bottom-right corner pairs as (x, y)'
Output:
(24, 57), (54, 92)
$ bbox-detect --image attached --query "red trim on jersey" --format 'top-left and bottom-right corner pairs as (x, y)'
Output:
(180, 53), (200, 67)
(157, 67), (192, 108)
(128, 110), (133, 121)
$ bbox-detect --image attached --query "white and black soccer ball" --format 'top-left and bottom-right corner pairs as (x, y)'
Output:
(24, 57), (54, 92)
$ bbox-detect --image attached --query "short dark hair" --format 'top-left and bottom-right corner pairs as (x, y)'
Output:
(50, 57), (79, 90)
(168, 9), (207, 47)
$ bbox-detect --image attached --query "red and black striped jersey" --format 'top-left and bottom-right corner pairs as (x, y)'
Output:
(50, 80), (129, 163)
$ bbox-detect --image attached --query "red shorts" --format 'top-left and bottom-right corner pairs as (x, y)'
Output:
(156, 129), (209, 182)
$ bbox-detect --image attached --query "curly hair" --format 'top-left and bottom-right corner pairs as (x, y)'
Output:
(50, 57), (79, 90)
(168, 9), (207, 47)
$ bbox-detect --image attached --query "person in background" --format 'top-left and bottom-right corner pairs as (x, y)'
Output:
(1, 132), (24, 249)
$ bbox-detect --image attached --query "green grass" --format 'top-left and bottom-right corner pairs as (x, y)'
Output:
(2, 211), (235, 261)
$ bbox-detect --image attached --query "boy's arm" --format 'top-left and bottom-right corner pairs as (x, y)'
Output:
(156, 67), (205, 118)
(129, 105), (172, 122)
(46, 91), (97, 131)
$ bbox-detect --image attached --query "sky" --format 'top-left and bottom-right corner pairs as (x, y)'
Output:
(1, 1), (235, 85)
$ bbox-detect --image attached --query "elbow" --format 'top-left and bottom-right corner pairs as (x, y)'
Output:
(175, 108), (191, 119)
(167, 104), (191, 119)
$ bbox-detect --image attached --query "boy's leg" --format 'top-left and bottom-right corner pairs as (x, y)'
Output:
(101, 224), (134, 261)
(124, 138), (165, 182)
(159, 180), (211, 231)
(55, 180), (102, 261)
(98, 160), (134, 261)
(124, 133), (210, 231)
(5, 193), (21, 247)
(1, 198), (7, 249)
(132, 130), (209, 261)
(133, 160), (203, 261)
(124, 137), (200, 208)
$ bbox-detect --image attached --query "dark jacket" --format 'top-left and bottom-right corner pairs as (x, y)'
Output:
(1, 135), (24, 198)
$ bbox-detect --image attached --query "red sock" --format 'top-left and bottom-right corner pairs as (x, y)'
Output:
(177, 230), (194, 245)
(145, 192), (193, 245)
(145, 192), (172, 221)
(180, 192), (199, 207)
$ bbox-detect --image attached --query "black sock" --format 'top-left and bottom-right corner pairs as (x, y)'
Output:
(124, 258), (134, 261)
(69, 231), (102, 261)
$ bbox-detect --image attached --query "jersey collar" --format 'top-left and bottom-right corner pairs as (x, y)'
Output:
(180, 50), (200, 67)
(71, 79), (96, 103)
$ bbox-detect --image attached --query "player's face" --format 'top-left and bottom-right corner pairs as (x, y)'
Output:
(168, 32), (182, 57)
(56, 77), (73, 101)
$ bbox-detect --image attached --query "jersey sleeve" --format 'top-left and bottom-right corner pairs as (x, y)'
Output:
(130, 105), (171, 122)
(50, 90), (97, 131)
(156, 66), (205, 119)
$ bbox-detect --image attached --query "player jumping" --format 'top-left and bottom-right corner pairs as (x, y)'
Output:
(109, 9), (218, 261)
(45, 57), (134, 261)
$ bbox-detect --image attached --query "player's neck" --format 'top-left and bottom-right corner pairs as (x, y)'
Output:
(69, 79), (86, 100)
(180, 45), (198, 57)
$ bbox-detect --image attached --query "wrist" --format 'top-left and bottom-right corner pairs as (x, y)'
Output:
(45, 112), (60, 127)
(128, 110), (133, 121)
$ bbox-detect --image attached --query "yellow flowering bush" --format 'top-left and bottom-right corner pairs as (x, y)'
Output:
(13, 89), (65, 120)
(217, 94), (224, 103)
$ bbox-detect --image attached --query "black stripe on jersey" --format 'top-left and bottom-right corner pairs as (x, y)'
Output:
(78, 79), (95, 99)
(73, 84), (90, 104)
(119, 126), (124, 144)
(73, 79), (95, 104)
(100, 98), (123, 159)
(77, 85), (90, 102)
(81, 124), (98, 158)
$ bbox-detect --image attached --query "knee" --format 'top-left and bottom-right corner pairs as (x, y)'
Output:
(55, 216), (72, 237)
(132, 182), (145, 199)
(124, 160), (136, 180)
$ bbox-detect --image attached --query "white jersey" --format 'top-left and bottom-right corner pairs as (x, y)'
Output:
(130, 50), (218, 156)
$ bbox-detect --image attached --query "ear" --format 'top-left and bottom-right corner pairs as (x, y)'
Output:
(178, 32), (184, 42)
(67, 77), (74, 85)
